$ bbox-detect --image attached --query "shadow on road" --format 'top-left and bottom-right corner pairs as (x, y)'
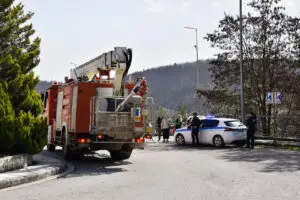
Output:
(147, 143), (300, 173)
(145, 143), (236, 152)
(60, 152), (131, 178)
(218, 148), (300, 173)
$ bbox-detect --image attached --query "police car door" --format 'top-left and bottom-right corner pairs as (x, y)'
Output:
(199, 119), (220, 144)
(184, 117), (193, 143)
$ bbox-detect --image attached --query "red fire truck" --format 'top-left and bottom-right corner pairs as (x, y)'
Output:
(43, 47), (153, 160)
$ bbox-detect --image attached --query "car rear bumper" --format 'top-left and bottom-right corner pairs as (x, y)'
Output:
(224, 135), (246, 144)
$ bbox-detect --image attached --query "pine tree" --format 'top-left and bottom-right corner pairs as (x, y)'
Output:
(0, 82), (15, 153)
(0, 0), (46, 154)
(0, 0), (42, 116)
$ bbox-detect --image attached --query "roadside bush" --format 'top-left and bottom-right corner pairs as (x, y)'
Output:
(0, 82), (47, 155)
(13, 111), (47, 154)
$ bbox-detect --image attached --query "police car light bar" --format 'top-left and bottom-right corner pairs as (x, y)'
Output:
(206, 114), (215, 119)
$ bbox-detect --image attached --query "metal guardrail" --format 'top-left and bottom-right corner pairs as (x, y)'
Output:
(254, 116), (300, 142)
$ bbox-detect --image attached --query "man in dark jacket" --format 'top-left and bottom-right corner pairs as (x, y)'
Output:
(156, 116), (162, 142)
(190, 112), (201, 145)
(246, 112), (257, 148)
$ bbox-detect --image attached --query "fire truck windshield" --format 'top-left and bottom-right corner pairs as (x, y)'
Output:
(97, 98), (131, 112)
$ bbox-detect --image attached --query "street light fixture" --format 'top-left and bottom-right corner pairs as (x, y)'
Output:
(239, 0), (245, 123)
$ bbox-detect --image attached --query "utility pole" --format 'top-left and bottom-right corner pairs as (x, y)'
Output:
(184, 26), (200, 113)
(239, 0), (246, 123)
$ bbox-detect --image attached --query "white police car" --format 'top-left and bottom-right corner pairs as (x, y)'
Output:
(174, 116), (247, 147)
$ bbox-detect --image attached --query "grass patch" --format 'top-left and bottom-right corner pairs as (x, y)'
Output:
(280, 144), (300, 151)
(257, 144), (300, 151)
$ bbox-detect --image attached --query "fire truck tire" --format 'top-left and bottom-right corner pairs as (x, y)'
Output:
(109, 149), (132, 161)
(47, 144), (55, 152)
(73, 149), (85, 160)
(62, 133), (73, 160)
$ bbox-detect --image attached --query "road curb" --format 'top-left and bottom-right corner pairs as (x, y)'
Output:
(0, 159), (68, 190)
(56, 163), (75, 179)
(0, 154), (33, 173)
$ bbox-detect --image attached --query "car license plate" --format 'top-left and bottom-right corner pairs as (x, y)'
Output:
(234, 130), (243, 136)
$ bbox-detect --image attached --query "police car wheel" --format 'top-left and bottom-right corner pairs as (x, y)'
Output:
(213, 135), (225, 147)
(176, 134), (185, 145)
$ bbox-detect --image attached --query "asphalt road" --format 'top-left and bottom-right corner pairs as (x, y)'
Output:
(1, 144), (300, 200)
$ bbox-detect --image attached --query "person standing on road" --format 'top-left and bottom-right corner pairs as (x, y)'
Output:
(246, 112), (257, 148)
(175, 116), (182, 129)
(161, 116), (170, 143)
(156, 116), (162, 142)
(191, 112), (201, 145)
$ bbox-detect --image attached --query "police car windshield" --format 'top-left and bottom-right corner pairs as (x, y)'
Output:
(224, 120), (244, 127)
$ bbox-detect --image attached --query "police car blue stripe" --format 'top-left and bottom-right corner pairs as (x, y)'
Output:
(176, 127), (226, 132)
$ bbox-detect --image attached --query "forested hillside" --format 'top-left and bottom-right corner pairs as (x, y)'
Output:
(36, 60), (212, 112)
(129, 61), (211, 111)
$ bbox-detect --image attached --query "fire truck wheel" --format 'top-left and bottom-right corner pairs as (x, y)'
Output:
(47, 144), (55, 152)
(62, 134), (73, 160)
(109, 149), (132, 161)
(73, 149), (85, 160)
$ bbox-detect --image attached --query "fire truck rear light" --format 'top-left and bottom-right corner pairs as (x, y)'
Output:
(145, 134), (152, 139)
(78, 138), (87, 144)
(135, 138), (145, 143)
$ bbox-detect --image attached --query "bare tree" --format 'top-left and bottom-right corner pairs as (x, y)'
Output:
(203, 0), (300, 135)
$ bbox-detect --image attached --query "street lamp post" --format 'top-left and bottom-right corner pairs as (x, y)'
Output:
(239, 0), (245, 123)
(185, 26), (200, 113)
(184, 26), (199, 89)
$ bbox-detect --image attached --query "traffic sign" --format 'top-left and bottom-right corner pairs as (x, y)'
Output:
(266, 92), (273, 104)
(275, 92), (281, 104)
(266, 92), (282, 104)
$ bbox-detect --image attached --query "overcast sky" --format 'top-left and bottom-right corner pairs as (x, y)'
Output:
(20, 0), (300, 81)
